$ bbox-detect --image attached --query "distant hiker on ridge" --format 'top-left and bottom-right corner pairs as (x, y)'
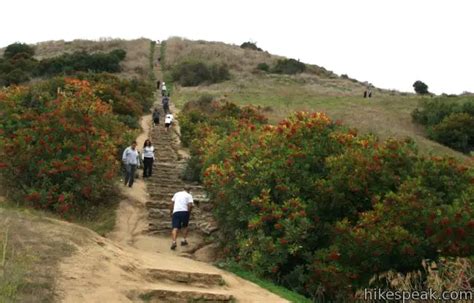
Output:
(170, 186), (194, 250)
(152, 108), (160, 127)
(122, 141), (140, 187)
(142, 139), (155, 178)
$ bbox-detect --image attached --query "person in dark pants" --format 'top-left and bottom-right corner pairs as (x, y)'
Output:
(162, 96), (170, 114)
(152, 108), (160, 127)
(122, 141), (139, 187)
(169, 186), (194, 250)
(161, 82), (167, 97)
(156, 80), (161, 90)
(142, 139), (155, 178)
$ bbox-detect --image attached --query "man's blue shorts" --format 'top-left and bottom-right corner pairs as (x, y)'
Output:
(172, 211), (190, 229)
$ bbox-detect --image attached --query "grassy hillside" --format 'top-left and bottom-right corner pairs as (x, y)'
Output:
(162, 37), (470, 162)
(0, 38), (152, 80)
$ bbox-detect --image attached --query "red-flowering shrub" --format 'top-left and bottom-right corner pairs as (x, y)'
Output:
(0, 78), (131, 214)
(180, 104), (474, 300)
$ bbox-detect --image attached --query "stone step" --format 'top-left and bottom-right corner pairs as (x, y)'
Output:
(143, 269), (225, 288)
(133, 288), (233, 303)
(148, 220), (218, 235)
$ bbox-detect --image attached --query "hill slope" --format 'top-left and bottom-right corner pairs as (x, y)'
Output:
(161, 37), (469, 161)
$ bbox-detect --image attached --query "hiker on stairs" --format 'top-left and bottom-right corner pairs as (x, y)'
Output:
(122, 141), (140, 188)
(162, 95), (170, 114)
(164, 113), (174, 132)
(170, 186), (194, 250)
(161, 82), (167, 97)
(142, 139), (155, 178)
(152, 108), (160, 127)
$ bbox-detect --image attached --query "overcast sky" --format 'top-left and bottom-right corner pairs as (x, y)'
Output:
(1, 0), (473, 94)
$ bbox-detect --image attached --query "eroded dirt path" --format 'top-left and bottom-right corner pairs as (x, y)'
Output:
(55, 104), (287, 302)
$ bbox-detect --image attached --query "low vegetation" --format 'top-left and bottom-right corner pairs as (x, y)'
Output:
(180, 98), (474, 301)
(35, 49), (126, 76)
(240, 42), (263, 52)
(412, 97), (474, 153)
(0, 42), (128, 86)
(271, 58), (306, 75)
(0, 43), (37, 86)
(170, 61), (230, 86)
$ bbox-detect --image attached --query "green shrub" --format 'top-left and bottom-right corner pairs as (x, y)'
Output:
(412, 97), (474, 153)
(34, 49), (126, 76)
(429, 112), (474, 153)
(3, 43), (35, 59)
(171, 61), (230, 86)
(75, 72), (154, 115)
(271, 59), (306, 74)
(240, 42), (263, 51)
(256, 63), (270, 72)
(2, 69), (30, 86)
(0, 43), (39, 86)
(117, 114), (140, 129)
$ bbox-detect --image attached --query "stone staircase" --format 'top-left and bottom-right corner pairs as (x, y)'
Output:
(129, 268), (233, 302)
(145, 113), (218, 238)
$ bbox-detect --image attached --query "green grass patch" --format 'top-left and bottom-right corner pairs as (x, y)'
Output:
(171, 76), (469, 162)
(218, 262), (311, 303)
(72, 199), (119, 237)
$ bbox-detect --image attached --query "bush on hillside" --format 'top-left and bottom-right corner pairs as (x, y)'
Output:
(0, 78), (131, 215)
(180, 103), (474, 300)
(34, 49), (127, 76)
(3, 43), (35, 59)
(75, 72), (154, 115)
(412, 97), (474, 153)
(429, 113), (474, 153)
(256, 63), (270, 72)
(180, 98), (267, 181)
(0, 43), (38, 86)
(1, 69), (30, 86)
(171, 61), (230, 86)
(240, 42), (263, 51)
(271, 59), (306, 75)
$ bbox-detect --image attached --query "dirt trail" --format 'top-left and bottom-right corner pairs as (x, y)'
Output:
(55, 99), (287, 302)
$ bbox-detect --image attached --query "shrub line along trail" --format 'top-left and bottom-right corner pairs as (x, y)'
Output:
(55, 53), (286, 302)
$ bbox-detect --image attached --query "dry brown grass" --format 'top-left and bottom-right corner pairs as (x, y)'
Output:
(356, 258), (474, 302)
(0, 206), (91, 302)
(163, 37), (399, 97)
(164, 37), (278, 74)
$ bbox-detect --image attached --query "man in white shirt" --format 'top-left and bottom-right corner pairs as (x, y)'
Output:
(122, 141), (139, 187)
(170, 186), (194, 250)
(164, 113), (174, 132)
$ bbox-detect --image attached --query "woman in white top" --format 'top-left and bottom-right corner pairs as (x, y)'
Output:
(142, 139), (155, 178)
